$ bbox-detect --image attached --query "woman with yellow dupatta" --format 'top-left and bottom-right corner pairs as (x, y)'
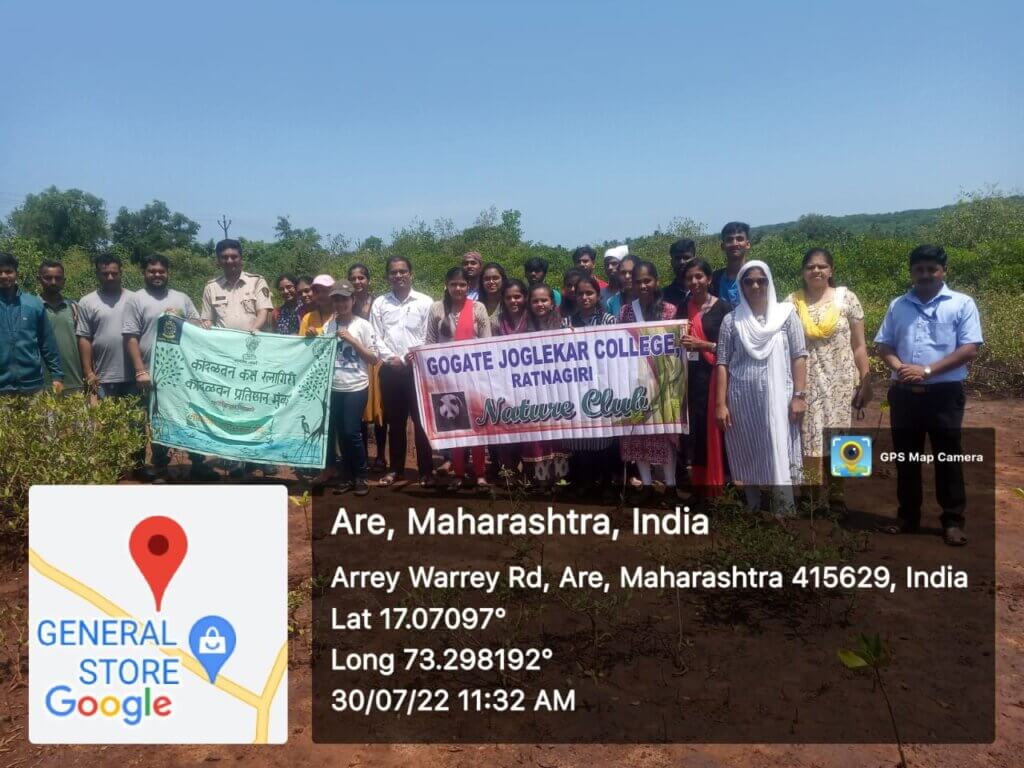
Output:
(786, 248), (872, 511)
(349, 263), (388, 472)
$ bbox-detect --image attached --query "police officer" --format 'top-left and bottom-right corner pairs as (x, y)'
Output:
(201, 238), (275, 479)
(201, 239), (274, 332)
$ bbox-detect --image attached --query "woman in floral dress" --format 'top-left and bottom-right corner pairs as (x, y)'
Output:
(786, 248), (871, 511)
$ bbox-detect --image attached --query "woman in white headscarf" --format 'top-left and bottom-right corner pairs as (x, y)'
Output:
(715, 261), (808, 515)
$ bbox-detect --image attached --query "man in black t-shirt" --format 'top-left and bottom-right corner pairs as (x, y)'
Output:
(662, 238), (697, 312)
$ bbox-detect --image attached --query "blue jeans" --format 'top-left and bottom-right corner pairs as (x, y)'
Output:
(329, 389), (369, 481)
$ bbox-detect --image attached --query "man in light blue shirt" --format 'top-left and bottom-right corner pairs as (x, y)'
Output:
(875, 244), (982, 546)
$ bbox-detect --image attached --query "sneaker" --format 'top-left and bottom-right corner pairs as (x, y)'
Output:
(333, 480), (355, 495)
(354, 479), (369, 496)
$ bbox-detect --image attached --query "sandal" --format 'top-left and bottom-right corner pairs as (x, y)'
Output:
(419, 475), (436, 489)
(475, 478), (490, 494)
(378, 472), (398, 487)
(943, 526), (967, 546)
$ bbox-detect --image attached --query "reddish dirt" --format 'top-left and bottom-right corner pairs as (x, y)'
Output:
(2, 397), (1023, 767)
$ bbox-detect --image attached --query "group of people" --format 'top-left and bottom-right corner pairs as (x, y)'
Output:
(0, 221), (983, 544)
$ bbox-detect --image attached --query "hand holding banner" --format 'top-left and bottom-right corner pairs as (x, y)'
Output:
(149, 316), (336, 467)
(411, 320), (689, 449)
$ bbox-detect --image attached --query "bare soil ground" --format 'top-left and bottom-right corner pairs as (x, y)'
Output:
(2, 397), (1023, 767)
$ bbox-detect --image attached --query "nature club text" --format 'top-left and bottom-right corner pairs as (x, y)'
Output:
(476, 386), (653, 426)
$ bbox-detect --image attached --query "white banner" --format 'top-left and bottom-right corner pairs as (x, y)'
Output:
(411, 320), (689, 449)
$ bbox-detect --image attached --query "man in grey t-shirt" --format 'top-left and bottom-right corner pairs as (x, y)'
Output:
(122, 254), (216, 482)
(77, 253), (135, 396)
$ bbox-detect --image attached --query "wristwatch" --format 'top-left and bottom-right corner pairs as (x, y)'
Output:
(792, 391), (807, 399)
(923, 366), (932, 379)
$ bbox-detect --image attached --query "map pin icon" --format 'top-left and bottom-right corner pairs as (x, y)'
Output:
(189, 616), (237, 683)
(129, 516), (187, 612)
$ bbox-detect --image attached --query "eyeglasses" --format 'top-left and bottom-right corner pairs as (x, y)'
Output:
(741, 278), (768, 287)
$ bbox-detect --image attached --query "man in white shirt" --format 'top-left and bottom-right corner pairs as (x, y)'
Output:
(369, 256), (435, 486)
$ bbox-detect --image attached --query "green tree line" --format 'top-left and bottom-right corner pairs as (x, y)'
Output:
(3, 185), (1023, 392)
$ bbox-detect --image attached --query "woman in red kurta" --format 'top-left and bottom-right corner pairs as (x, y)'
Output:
(425, 266), (492, 491)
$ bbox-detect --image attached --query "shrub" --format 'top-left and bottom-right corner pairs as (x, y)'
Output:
(0, 392), (147, 545)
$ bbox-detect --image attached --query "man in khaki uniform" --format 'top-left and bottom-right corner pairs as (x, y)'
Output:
(202, 238), (275, 479)
(201, 239), (273, 331)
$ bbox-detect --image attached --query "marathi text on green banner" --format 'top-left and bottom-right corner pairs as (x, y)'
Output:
(149, 316), (335, 467)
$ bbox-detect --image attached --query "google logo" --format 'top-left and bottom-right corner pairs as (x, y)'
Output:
(45, 685), (172, 726)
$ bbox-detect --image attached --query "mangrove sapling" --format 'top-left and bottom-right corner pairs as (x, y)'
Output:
(838, 633), (907, 768)
(289, 490), (312, 541)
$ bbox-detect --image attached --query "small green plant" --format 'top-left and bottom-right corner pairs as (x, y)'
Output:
(0, 392), (146, 553)
(289, 490), (312, 540)
(838, 634), (907, 768)
(696, 494), (854, 624)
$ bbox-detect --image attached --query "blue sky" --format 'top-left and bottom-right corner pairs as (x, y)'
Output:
(2, 0), (1021, 246)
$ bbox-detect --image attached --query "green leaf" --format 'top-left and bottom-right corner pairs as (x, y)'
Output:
(838, 649), (868, 669)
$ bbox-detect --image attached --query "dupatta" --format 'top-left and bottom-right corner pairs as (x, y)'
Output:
(453, 299), (477, 341)
(687, 297), (725, 490)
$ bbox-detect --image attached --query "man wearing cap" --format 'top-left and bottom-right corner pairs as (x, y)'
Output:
(201, 239), (273, 332)
(315, 279), (379, 495)
(299, 274), (336, 336)
(601, 245), (628, 306)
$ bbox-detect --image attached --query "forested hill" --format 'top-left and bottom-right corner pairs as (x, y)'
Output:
(753, 196), (1024, 239)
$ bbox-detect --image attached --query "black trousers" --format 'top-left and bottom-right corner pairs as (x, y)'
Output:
(379, 364), (433, 478)
(888, 382), (967, 529)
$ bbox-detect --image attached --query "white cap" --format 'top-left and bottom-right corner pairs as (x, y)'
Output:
(604, 245), (629, 261)
(311, 274), (335, 288)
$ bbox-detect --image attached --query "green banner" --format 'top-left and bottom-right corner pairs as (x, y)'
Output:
(149, 316), (336, 467)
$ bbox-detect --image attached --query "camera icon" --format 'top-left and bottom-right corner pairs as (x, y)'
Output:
(830, 436), (872, 478)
